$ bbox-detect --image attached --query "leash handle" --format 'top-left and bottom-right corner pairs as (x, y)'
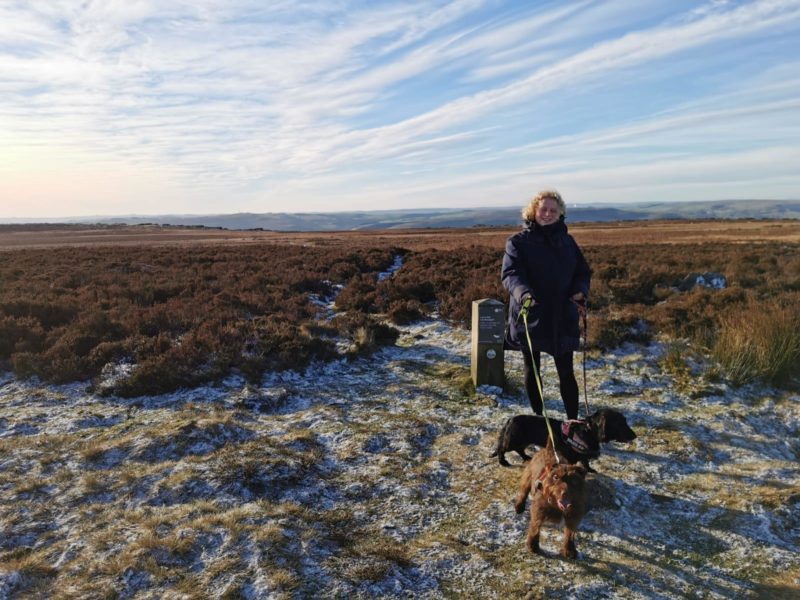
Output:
(516, 295), (534, 324)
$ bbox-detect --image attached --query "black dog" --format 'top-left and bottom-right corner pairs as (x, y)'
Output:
(491, 416), (599, 467)
(490, 408), (636, 468)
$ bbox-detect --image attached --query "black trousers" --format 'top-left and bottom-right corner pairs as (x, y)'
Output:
(521, 347), (579, 420)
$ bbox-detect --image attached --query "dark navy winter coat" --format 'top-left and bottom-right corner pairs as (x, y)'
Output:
(501, 217), (591, 356)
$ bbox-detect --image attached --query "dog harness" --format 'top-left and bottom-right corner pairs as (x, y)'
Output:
(560, 420), (592, 454)
(534, 467), (550, 491)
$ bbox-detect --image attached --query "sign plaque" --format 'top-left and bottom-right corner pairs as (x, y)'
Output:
(471, 298), (505, 388)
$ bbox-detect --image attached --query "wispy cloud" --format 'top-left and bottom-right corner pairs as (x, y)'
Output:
(1, 0), (799, 217)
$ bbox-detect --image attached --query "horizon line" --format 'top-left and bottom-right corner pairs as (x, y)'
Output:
(2, 198), (799, 223)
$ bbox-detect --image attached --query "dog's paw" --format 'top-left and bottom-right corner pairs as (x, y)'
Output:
(561, 548), (578, 560)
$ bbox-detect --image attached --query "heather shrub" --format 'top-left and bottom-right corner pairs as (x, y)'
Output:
(136, 301), (192, 336)
(11, 352), (45, 380)
(588, 308), (651, 349)
(377, 246), (504, 326)
(649, 290), (717, 341)
(329, 261), (360, 281)
(438, 279), (504, 324)
(254, 320), (338, 372)
(13, 342), (93, 383)
(0, 316), (45, 357)
(0, 243), (398, 394)
(331, 313), (399, 357)
(0, 300), (78, 329)
(377, 278), (436, 305)
(603, 266), (674, 305)
(335, 274), (380, 312)
(291, 277), (333, 295)
(131, 332), (174, 359)
(88, 341), (128, 367)
(110, 329), (236, 396)
(386, 300), (426, 325)
(111, 354), (199, 397)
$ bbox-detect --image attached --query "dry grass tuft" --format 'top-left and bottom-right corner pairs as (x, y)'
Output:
(0, 552), (58, 595)
(712, 296), (800, 386)
(268, 568), (300, 596)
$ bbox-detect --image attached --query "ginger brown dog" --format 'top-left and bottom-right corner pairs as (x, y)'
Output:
(514, 440), (588, 559)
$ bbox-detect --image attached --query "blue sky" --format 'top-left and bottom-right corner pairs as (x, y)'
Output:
(1, 0), (799, 218)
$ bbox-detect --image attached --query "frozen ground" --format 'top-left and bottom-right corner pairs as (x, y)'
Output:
(0, 313), (799, 598)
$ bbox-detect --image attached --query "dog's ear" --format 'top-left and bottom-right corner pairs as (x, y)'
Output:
(594, 413), (608, 442)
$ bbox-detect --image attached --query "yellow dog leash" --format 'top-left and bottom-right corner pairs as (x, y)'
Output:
(520, 297), (560, 463)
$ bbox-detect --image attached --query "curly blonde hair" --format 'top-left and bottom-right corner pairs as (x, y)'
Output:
(521, 189), (566, 222)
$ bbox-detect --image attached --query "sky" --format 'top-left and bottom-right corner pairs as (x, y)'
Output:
(1, 0), (799, 218)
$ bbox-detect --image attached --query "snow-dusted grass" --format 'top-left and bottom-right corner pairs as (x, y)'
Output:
(1, 317), (798, 599)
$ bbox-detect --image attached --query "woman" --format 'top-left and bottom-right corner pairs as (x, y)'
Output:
(501, 189), (591, 420)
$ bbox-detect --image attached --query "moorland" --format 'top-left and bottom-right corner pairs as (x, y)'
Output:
(0, 220), (798, 598)
(1, 219), (798, 395)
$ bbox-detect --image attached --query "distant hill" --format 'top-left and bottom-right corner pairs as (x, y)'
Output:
(4, 199), (799, 231)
